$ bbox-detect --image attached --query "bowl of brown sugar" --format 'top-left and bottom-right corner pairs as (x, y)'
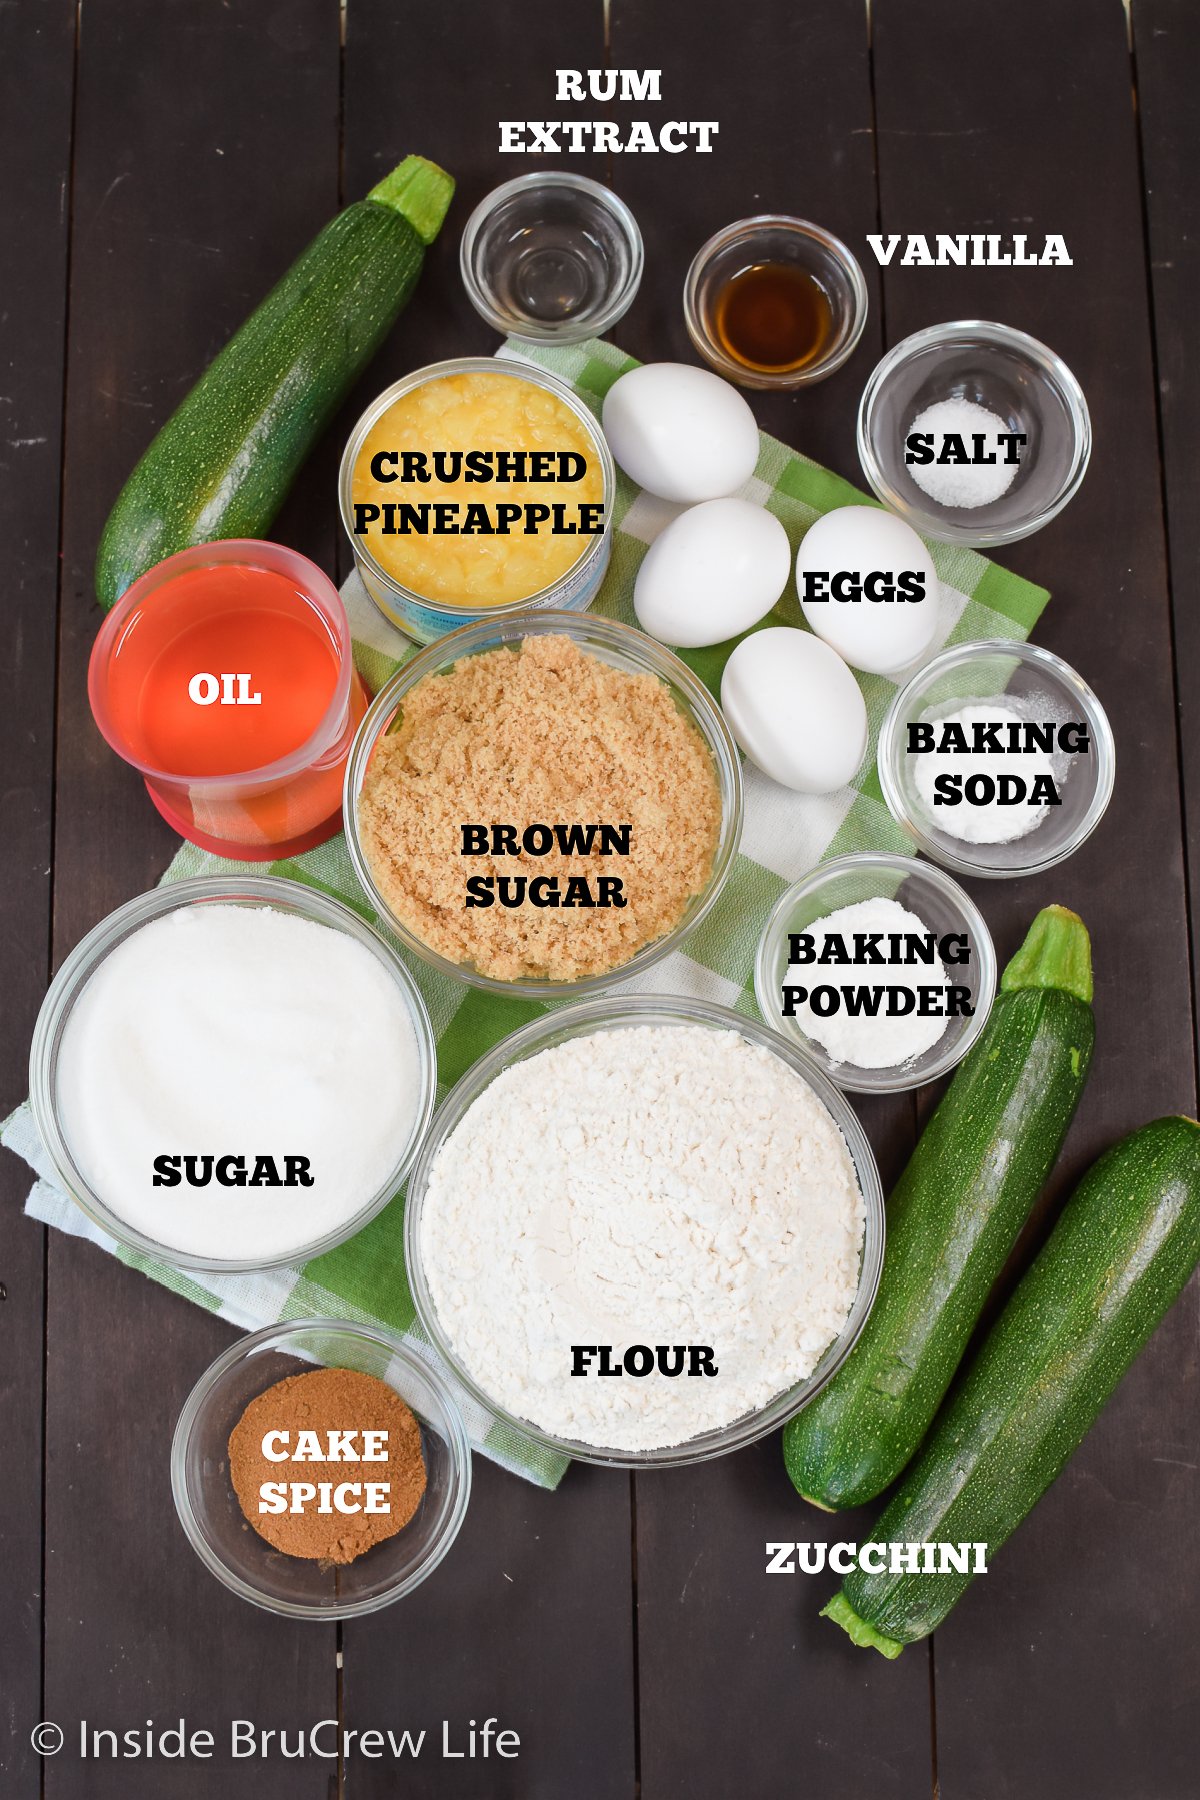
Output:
(344, 612), (744, 995)
(171, 1319), (471, 1619)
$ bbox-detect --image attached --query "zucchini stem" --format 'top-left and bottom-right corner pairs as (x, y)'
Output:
(1000, 904), (1093, 1006)
(368, 155), (455, 245)
(820, 1591), (906, 1659)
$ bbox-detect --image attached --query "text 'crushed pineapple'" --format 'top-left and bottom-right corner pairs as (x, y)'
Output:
(351, 368), (606, 607)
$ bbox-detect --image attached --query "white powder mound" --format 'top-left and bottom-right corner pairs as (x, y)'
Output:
(419, 1024), (865, 1452)
(914, 701), (1056, 845)
(784, 897), (950, 1069)
(907, 397), (1021, 509)
(56, 904), (422, 1261)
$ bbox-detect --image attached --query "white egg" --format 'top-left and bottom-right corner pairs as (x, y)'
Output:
(634, 499), (791, 648)
(602, 362), (760, 503)
(796, 505), (940, 675)
(720, 628), (867, 794)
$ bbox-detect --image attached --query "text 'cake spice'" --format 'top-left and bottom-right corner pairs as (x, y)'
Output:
(228, 1366), (427, 1565)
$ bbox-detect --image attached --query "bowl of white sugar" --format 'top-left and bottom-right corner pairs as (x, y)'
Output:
(29, 877), (437, 1271)
(404, 996), (885, 1467)
(877, 640), (1116, 879)
(857, 320), (1091, 546)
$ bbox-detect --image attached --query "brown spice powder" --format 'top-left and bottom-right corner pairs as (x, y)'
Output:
(228, 1367), (427, 1566)
(356, 634), (723, 982)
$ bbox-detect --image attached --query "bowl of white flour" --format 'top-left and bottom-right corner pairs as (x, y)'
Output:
(406, 997), (884, 1465)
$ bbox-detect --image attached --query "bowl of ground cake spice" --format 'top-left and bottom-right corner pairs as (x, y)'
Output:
(171, 1320), (471, 1619)
(344, 612), (743, 994)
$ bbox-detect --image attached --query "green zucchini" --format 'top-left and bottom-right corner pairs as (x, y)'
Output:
(825, 1114), (1200, 1656)
(95, 154), (454, 609)
(783, 905), (1094, 1510)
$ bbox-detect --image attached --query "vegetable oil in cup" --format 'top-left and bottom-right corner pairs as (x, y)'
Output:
(89, 540), (367, 859)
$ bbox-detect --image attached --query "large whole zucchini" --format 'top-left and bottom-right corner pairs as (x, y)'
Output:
(95, 154), (454, 609)
(825, 1114), (1200, 1655)
(783, 905), (1094, 1510)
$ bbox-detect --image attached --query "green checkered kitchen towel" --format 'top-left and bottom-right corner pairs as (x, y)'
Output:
(3, 335), (1048, 1489)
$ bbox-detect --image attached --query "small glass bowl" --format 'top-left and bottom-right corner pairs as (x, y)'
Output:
(88, 540), (368, 861)
(171, 1319), (471, 1619)
(404, 995), (884, 1469)
(343, 611), (744, 999)
(460, 171), (643, 343)
(877, 639), (1115, 879)
(857, 320), (1091, 545)
(754, 852), (996, 1094)
(339, 358), (616, 645)
(684, 215), (869, 389)
(28, 876), (437, 1273)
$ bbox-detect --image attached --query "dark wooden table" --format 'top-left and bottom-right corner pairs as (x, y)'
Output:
(3, 1), (1198, 1794)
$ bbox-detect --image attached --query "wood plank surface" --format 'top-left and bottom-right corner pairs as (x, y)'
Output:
(44, 2), (343, 1793)
(1127, 3), (1200, 1773)
(4, 1), (1197, 1794)
(0, 2), (77, 1793)
(1136, 0), (1200, 1033)
(871, 3), (1199, 1795)
(329, 0), (604, 589)
(605, 4), (933, 1796)
(337, 7), (637, 1799)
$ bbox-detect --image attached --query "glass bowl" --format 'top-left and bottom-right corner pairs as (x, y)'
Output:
(754, 852), (996, 1094)
(343, 611), (744, 999)
(338, 358), (616, 644)
(404, 994), (885, 1469)
(88, 540), (368, 861)
(684, 215), (869, 389)
(171, 1319), (471, 1619)
(460, 171), (643, 343)
(857, 320), (1091, 545)
(28, 876), (437, 1273)
(877, 639), (1115, 879)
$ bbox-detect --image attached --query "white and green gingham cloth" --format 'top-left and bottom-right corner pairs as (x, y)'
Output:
(2, 335), (1048, 1489)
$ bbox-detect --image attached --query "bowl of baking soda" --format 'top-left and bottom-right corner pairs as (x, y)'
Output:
(857, 320), (1091, 546)
(29, 876), (436, 1271)
(172, 1319), (471, 1618)
(877, 640), (1116, 879)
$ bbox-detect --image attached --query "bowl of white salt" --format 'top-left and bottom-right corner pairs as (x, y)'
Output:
(877, 640), (1116, 880)
(856, 320), (1091, 546)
